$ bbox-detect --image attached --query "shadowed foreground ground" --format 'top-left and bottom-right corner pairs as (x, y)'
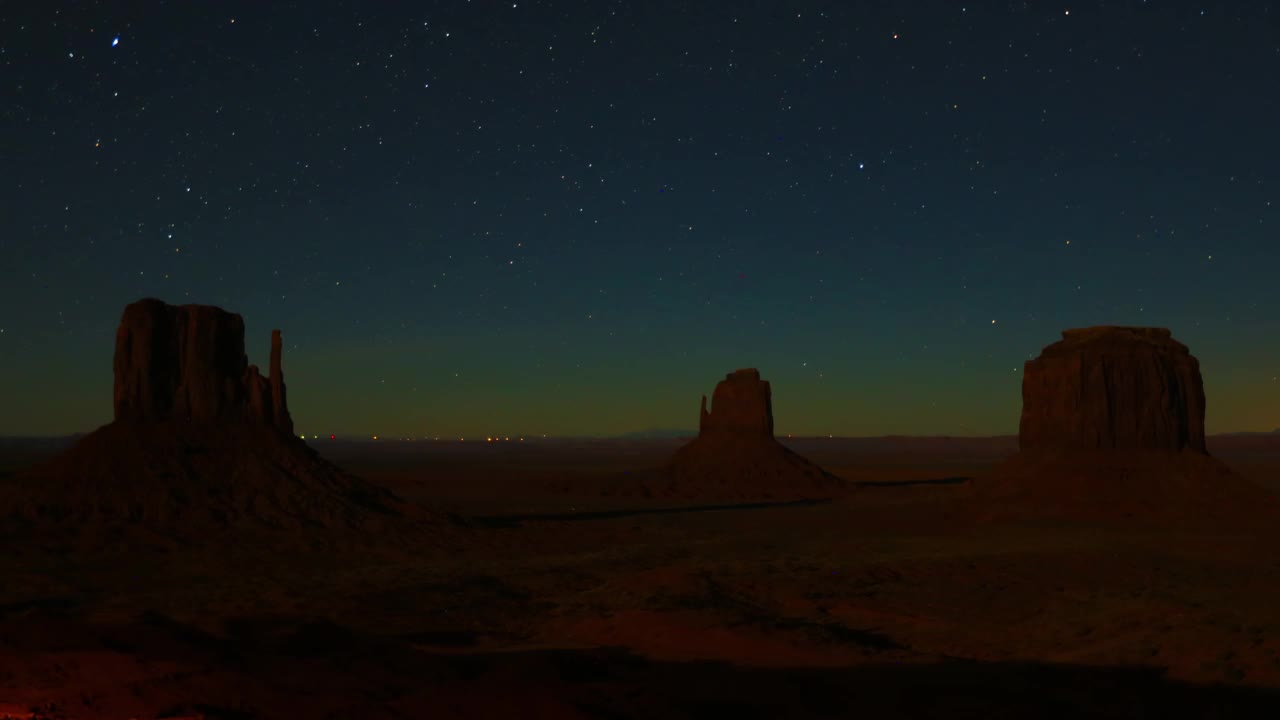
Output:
(3, 435), (1280, 717)
(4, 614), (1280, 719)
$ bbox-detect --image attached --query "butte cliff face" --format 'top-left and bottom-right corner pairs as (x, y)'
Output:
(1018, 326), (1205, 453)
(978, 326), (1274, 527)
(113, 298), (293, 434)
(658, 369), (844, 502)
(699, 368), (775, 440)
(2, 298), (442, 541)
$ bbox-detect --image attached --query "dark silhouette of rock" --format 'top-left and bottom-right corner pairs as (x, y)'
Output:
(3, 422), (413, 533)
(699, 368), (774, 439)
(652, 369), (845, 501)
(113, 299), (242, 424)
(2, 298), (453, 541)
(976, 326), (1277, 528)
(112, 298), (294, 434)
(1019, 326), (1205, 453)
(270, 329), (293, 435)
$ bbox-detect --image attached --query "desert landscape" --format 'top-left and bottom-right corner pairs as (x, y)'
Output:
(7, 3), (1277, 717)
(3, 302), (1280, 718)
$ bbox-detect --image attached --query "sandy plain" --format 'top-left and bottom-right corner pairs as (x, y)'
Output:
(2, 434), (1280, 718)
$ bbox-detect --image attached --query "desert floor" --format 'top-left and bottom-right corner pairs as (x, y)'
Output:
(4, 435), (1280, 718)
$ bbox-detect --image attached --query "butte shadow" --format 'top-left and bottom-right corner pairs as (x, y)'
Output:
(972, 326), (1280, 528)
(0, 298), (457, 548)
(637, 368), (847, 503)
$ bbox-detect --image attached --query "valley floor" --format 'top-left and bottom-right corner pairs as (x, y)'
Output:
(3, 436), (1280, 718)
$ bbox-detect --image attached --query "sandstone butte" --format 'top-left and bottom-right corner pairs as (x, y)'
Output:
(1018, 326), (1205, 453)
(977, 326), (1277, 527)
(660, 368), (846, 502)
(0, 298), (447, 541)
(113, 298), (294, 433)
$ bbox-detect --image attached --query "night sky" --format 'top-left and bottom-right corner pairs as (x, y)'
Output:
(3, 1), (1279, 438)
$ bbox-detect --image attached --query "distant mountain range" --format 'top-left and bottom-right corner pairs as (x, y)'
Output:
(615, 429), (697, 439)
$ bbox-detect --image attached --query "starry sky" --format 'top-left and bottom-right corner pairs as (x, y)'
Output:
(3, 1), (1279, 438)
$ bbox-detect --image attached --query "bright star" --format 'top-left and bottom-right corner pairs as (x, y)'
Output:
(112, 37), (120, 47)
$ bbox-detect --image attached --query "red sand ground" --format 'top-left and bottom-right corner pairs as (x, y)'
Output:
(2, 435), (1280, 717)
